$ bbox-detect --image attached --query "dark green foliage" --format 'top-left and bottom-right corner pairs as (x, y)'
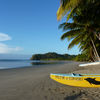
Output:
(75, 54), (89, 61)
(31, 52), (76, 60)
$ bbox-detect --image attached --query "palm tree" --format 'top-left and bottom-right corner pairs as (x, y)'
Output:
(59, 22), (100, 61)
(57, 0), (100, 40)
(57, 0), (100, 61)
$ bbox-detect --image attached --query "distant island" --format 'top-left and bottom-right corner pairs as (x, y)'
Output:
(31, 52), (76, 61)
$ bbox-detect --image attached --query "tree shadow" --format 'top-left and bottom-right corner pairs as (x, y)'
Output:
(64, 92), (84, 100)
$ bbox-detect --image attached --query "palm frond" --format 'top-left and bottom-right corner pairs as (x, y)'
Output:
(68, 34), (83, 49)
(59, 23), (84, 31)
(57, 0), (81, 20)
(61, 29), (83, 40)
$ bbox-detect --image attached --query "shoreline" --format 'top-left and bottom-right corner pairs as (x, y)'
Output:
(0, 60), (73, 70)
(0, 62), (100, 100)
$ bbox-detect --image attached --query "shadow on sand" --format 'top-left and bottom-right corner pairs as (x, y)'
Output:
(64, 92), (85, 100)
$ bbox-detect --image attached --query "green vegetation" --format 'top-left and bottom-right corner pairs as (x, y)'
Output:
(75, 54), (89, 62)
(31, 52), (93, 61)
(31, 52), (76, 60)
(57, 0), (100, 62)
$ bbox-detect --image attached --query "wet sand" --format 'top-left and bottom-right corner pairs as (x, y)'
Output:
(0, 61), (100, 100)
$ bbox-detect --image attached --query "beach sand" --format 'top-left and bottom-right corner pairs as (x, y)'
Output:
(0, 61), (100, 100)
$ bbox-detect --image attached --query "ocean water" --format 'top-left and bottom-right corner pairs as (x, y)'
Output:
(0, 59), (62, 69)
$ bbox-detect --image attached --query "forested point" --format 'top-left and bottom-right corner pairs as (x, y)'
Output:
(31, 52), (76, 60)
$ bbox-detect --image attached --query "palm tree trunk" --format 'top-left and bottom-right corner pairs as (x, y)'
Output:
(94, 32), (100, 40)
(90, 37), (100, 61)
(93, 48), (98, 61)
(91, 56), (95, 62)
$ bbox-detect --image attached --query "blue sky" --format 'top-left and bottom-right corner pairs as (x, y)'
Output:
(0, 0), (80, 55)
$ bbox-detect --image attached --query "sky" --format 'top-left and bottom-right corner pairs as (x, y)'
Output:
(0, 0), (80, 56)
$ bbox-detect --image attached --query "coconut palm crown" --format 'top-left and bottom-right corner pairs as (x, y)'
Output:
(57, 0), (100, 61)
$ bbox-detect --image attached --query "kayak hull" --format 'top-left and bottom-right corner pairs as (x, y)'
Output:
(50, 73), (100, 87)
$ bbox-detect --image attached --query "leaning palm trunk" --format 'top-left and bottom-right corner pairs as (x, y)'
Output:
(94, 32), (100, 40)
(93, 49), (99, 61)
(91, 37), (100, 61)
(91, 55), (96, 62)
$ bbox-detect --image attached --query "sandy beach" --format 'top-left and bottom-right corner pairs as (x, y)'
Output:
(0, 61), (100, 100)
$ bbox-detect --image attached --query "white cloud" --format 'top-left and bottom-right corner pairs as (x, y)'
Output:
(0, 43), (23, 54)
(0, 33), (23, 54)
(0, 33), (11, 41)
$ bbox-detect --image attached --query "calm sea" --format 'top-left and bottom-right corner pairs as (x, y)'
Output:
(0, 59), (62, 69)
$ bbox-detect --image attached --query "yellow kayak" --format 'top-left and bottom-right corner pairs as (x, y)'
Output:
(50, 73), (100, 87)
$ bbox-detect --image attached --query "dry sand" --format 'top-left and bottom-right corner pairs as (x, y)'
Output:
(0, 61), (100, 100)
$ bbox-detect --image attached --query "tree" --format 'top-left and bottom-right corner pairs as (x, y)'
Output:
(57, 0), (100, 61)
(57, 0), (100, 40)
